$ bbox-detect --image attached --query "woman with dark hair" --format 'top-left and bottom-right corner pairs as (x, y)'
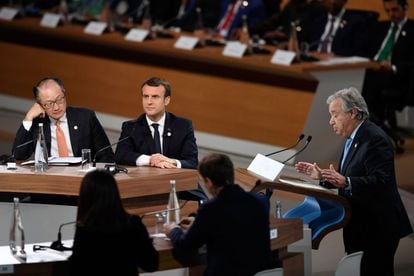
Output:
(70, 170), (159, 275)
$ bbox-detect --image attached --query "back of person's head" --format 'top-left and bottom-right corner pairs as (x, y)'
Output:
(326, 87), (369, 120)
(32, 77), (66, 99)
(198, 153), (234, 187)
(141, 77), (171, 97)
(77, 170), (127, 231)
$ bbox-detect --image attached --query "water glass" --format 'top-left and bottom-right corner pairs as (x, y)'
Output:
(81, 149), (91, 170)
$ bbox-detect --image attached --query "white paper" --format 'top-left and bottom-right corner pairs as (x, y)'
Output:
(0, 7), (19, 21)
(270, 49), (296, 65)
(84, 21), (107, 36)
(125, 28), (149, 42)
(222, 41), (247, 58)
(174, 35), (199, 50)
(40, 13), (61, 28)
(21, 157), (82, 166)
(247, 153), (285, 181)
(315, 56), (369, 65)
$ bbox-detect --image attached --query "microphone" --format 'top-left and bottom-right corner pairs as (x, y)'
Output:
(282, 135), (312, 164)
(265, 134), (305, 157)
(92, 135), (131, 167)
(50, 221), (76, 251)
(1, 139), (35, 165)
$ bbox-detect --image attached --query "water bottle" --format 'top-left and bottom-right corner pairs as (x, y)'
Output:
(34, 123), (48, 172)
(165, 180), (180, 224)
(275, 200), (282, 218)
(9, 197), (26, 260)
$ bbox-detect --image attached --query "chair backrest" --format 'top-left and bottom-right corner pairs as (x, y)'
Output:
(335, 251), (363, 276)
(254, 267), (283, 276)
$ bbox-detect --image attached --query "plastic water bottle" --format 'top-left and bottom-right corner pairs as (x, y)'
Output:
(275, 200), (282, 218)
(9, 197), (26, 261)
(34, 123), (48, 172)
(165, 180), (180, 224)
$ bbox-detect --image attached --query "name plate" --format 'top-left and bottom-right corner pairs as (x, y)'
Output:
(174, 35), (199, 50)
(270, 49), (296, 65)
(40, 13), (61, 28)
(84, 21), (107, 36)
(0, 7), (19, 21)
(247, 153), (285, 181)
(125, 28), (149, 42)
(222, 42), (247, 58)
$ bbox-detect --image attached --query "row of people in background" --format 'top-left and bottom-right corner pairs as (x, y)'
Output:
(12, 76), (198, 170)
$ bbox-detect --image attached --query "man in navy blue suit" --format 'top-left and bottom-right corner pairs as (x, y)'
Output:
(300, 0), (366, 57)
(361, 0), (414, 154)
(295, 87), (412, 276)
(115, 77), (198, 169)
(12, 77), (114, 163)
(164, 153), (272, 275)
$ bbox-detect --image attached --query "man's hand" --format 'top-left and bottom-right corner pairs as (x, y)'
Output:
(163, 222), (180, 237)
(295, 162), (323, 180)
(320, 164), (346, 188)
(24, 103), (45, 121)
(150, 154), (177, 168)
(178, 216), (195, 231)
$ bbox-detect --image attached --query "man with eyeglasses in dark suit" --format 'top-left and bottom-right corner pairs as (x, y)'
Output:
(12, 76), (114, 163)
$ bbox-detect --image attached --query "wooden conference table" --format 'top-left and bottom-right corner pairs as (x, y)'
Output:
(0, 164), (303, 275)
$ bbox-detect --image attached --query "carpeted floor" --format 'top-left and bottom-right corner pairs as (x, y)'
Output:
(395, 129), (414, 195)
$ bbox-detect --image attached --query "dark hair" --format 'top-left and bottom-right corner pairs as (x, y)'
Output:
(141, 77), (171, 97)
(198, 153), (234, 187)
(32, 77), (66, 98)
(384, 0), (408, 9)
(76, 170), (128, 232)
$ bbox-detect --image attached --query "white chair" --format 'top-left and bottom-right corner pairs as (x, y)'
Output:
(335, 251), (363, 276)
(254, 267), (283, 276)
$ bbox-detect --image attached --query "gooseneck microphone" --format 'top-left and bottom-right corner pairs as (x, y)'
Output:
(282, 135), (312, 164)
(265, 134), (305, 157)
(50, 221), (76, 251)
(92, 136), (131, 167)
(1, 139), (35, 165)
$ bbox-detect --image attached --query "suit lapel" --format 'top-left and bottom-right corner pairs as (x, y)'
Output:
(66, 108), (80, 155)
(163, 112), (172, 155)
(140, 116), (155, 154)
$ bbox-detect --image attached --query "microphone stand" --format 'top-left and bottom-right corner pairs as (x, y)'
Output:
(50, 221), (76, 251)
(265, 134), (305, 157)
(282, 136), (313, 164)
(92, 136), (131, 167)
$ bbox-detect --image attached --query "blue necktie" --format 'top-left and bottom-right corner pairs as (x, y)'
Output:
(341, 137), (352, 171)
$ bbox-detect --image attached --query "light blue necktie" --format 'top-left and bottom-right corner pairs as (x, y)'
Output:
(341, 137), (352, 170)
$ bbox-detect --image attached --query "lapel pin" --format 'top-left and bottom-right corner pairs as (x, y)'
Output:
(166, 131), (172, 137)
(402, 31), (406, 36)
(74, 125), (78, 130)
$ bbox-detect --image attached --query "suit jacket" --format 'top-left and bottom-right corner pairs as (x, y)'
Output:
(219, 0), (267, 38)
(169, 184), (272, 276)
(302, 9), (367, 56)
(322, 120), (412, 253)
(12, 106), (114, 163)
(70, 215), (159, 275)
(362, 19), (414, 108)
(114, 112), (198, 169)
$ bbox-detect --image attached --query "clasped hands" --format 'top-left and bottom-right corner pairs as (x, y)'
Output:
(149, 154), (177, 168)
(295, 162), (346, 188)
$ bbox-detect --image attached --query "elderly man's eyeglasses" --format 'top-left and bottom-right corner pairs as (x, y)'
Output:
(40, 95), (66, 109)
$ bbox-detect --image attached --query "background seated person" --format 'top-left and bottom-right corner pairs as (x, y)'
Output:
(114, 77), (198, 169)
(361, 0), (414, 154)
(299, 0), (367, 58)
(12, 77), (114, 163)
